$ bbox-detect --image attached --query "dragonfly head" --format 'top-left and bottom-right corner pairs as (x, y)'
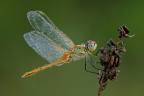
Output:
(86, 40), (97, 53)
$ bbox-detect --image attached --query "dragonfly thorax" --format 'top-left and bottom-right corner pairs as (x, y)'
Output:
(86, 40), (97, 53)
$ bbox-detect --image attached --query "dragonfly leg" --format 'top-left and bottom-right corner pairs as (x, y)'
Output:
(88, 55), (102, 64)
(88, 56), (103, 71)
(89, 55), (96, 63)
(95, 48), (101, 56)
(84, 58), (99, 74)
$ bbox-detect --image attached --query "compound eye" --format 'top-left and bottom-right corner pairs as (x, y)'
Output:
(87, 40), (97, 52)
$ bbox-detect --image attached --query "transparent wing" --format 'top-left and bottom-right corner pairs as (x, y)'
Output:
(27, 11), (75, 50)
(24, 31), (67, 63)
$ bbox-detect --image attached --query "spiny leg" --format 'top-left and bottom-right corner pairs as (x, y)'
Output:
(95, 48), (101, 56)
(89, 55), (96, 63)
(88, 56), (103, 71)
(84, 58), (99, 74)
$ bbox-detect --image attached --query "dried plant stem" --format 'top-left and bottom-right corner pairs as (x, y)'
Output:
(98, 87), (102, 96)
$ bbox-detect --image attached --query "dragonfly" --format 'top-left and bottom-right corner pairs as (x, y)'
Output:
(22, 11), (98, 78)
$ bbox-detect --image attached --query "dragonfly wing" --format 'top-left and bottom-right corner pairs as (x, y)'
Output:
(24, 31), (67, 63)
(27, 11), (75, 50)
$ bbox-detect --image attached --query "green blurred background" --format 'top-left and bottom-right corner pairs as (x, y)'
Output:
(0, 0), (143, 96)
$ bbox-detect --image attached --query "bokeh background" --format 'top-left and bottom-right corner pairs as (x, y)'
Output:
(0, 0), (143, 96)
